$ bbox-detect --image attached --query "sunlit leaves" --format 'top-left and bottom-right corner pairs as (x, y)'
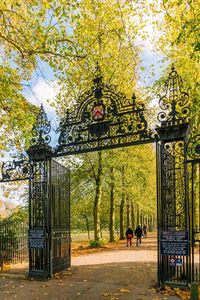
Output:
(0, 64), (37, 154)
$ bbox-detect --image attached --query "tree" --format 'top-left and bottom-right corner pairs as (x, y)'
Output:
(1, 1), (84, 71)
(93, 152), (103, 241)
(53, 0), (147, 113)
(109, 166), (115, 242)
(0, 64), (38, 154)
(0, 0), (85, 153)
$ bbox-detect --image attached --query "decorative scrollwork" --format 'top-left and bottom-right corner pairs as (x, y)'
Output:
(187, 133), (200, 159)
(157, 65), (190, 126)
(55, 64), (154, 155)
(161, 140), (186, 229)
(0, 159), (30, 181)
(31, 104), (51, 147)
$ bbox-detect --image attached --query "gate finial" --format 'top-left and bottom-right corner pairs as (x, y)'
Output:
(31, 104), (51, 147)
(157, 65), (190, 126)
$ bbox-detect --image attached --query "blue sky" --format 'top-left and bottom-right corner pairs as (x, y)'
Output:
(22, 48), (167, 121)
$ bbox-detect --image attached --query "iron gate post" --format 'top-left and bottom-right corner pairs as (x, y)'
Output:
(27, 105), (54, 278)
(27, 144), (53, 278)
(156, 123), (190, 286)
(155, 66), (191, 287)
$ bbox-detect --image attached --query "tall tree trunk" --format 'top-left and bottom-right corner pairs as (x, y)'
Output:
(109, 167), (115, 242)
(131, 203), (135, 230)
(140, 210), (143, 227)
(93, 151), (102, 241)
(120, 166), (125, 240)
(137, 205), (140, 226)
(126, 202), (130, 228)
(81, 213), (90, 240)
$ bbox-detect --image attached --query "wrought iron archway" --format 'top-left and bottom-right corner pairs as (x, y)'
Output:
(0, 65), (199, 286)
(55, 64), (155, 155)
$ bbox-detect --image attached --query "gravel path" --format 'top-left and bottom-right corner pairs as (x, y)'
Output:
(72, 248), (157, 265)
(0, 233), (181, 300)
(72, 234), (157, 266)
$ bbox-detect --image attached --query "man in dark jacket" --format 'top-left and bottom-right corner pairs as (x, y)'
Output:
(125, 227), (133, 247)
(135, 225), (143, 246)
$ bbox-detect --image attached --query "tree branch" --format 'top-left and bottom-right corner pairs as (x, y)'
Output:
(0, 34), (25, 58)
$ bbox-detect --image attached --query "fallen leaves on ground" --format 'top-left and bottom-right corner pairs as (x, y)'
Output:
(102, 292), (110, 297)
(102, 289), (127, 298)
(119, 288), (130, 293)
(151, 285), (192, 300)
(41, 284), (50, 288)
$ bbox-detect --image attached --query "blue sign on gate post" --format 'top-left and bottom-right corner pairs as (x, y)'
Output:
(29, 229), (46, 249)
(160, 231), (189, 256)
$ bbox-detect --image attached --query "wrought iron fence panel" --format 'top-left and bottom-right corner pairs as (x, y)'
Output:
(0, 220), (28, 269)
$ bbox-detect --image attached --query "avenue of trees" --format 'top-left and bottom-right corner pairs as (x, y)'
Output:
(68, 145), (156, 241)
(0, 1), (199, 241)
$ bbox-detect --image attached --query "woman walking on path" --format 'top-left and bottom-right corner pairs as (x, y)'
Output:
(125, 227), (134, 247)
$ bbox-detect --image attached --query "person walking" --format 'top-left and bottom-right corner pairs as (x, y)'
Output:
(143, 224), (148, 238)
(135, 224), (143, 246)
(125, 227), (134, 247)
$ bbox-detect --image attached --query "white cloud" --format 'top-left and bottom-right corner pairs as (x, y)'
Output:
(23, 78), (61, 136)
(25, 79), (60, 113)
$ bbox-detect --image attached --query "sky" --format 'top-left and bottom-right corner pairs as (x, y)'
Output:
(22, 48), (166, 128)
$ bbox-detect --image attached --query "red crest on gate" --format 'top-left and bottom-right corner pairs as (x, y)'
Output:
(92, 102), (105, 121)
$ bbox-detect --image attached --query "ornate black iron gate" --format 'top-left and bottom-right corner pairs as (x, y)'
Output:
(28, 156), (70, 278)
(156, 132), (190, 286)
(155, 66), (191, 286)
(27, 128), (70, 278)
(50, 159), (70, 274)
(187, 135), (200, 284)
(0, 64), (199, 286)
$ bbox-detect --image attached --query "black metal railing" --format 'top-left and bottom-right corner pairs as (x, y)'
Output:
(0, 220), (28, 270)
(189, 160), (200, 284)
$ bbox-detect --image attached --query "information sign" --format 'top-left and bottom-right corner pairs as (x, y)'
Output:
(29, 229), (46, 249)
(160, 231), (189, 256)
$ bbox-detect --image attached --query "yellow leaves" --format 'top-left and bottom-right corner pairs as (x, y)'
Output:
(157, 285), (191, 300)
(102, 288), (130, 299)
(118, 288), (130, 293)
(102, 292), (110, 297)
(41, 284), (50, 288)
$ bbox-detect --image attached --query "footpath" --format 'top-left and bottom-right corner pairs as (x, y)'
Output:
(0, 233), (184, 300)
